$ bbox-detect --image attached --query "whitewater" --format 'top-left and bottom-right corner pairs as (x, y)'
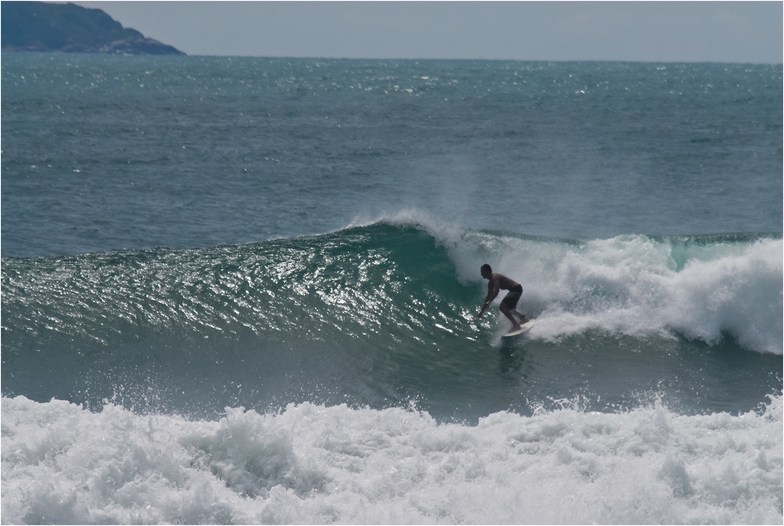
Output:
(2, 393), (781, 524)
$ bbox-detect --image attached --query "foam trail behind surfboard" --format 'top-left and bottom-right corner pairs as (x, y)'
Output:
(502, 319), (535, 337)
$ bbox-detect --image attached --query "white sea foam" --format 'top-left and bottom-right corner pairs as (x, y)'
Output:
(345, 215), (783, 353)
(449, 231), (783, 354)
(2, 395), (781, 524)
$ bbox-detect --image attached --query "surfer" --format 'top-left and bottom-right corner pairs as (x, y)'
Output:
(477, 264), (530, 333)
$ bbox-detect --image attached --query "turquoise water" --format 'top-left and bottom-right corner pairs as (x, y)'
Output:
(2, 54), (782, 524)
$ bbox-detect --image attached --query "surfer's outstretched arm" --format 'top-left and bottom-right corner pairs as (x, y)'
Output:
(478, 279), (499, 318)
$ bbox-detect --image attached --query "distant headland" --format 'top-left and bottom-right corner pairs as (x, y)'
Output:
(2, 1), (185, 55)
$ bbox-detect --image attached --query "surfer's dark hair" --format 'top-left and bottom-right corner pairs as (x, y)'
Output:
(481, 264), (492, 273)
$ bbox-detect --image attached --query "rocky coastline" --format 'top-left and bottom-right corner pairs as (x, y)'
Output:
(2, 2), (185, 55)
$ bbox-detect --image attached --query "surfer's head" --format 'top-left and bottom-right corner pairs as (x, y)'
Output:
(480, 264), (492, 279)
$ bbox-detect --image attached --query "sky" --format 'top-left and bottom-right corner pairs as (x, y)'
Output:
(73, 1), (782, 63)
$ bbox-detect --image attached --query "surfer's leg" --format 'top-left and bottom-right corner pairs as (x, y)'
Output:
(500, 303), (522, 331)
(513, 309), (530, 324)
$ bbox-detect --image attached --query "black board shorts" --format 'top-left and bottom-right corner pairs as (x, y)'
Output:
(501, 284), (523, 309)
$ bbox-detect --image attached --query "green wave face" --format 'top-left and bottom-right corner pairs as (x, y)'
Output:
(1, 223), (480, 347)
(2, 224), (781, 420)
(2, 223), (489, 416)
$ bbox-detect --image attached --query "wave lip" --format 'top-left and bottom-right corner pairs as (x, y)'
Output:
(665, 237), (783, 354)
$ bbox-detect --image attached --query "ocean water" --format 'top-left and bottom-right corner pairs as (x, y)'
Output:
(2, 54), (782, 524)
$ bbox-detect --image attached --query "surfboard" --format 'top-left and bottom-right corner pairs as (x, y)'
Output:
(502, 319), (534, 338)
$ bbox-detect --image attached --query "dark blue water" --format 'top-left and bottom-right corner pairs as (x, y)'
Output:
(3, 56), (781, 257)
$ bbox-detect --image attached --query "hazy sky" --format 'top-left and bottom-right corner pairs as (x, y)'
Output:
(74, 1), (782, 63)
